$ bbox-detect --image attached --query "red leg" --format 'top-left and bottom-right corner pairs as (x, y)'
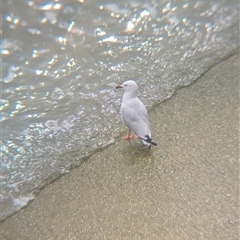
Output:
(122, 129), (131, 140)
(133, 134), (140, 139)
(122, 130), (139, 140)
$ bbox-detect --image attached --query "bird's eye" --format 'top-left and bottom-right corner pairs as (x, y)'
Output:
(124, 84), (127, 86)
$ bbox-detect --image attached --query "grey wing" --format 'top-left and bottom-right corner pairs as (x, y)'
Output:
(121, 100), (151, 138)
(136, 99), (150, 128)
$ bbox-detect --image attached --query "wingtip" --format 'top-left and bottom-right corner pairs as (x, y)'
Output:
(151, 142), (157, 146)
(143, 135), (157, 148)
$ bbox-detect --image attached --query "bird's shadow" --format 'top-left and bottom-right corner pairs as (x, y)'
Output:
(119, 139), (153, 166)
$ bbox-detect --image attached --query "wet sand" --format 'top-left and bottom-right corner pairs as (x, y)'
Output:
(1, 53), (239, 239)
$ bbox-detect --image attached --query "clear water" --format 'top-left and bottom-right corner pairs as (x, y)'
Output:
(1, 0), (239, 220)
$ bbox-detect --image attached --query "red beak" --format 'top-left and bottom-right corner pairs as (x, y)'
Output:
(115, 85), (123, 89)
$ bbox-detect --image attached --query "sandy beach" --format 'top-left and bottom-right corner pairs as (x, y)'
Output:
(1, 53), (239, 239)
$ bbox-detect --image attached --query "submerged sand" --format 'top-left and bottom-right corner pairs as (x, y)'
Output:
(1, 53), (239, 239)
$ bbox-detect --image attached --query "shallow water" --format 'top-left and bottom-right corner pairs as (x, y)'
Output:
(1, 0), (239, 220)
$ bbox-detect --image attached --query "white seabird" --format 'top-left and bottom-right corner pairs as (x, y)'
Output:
(116, 80), (157, 149)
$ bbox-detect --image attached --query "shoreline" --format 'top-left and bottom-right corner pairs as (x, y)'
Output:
(1, 50), (238, 223)
(1, 53), (239, 239)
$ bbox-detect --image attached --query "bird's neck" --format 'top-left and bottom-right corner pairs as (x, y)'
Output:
(123, 91), (138, 101)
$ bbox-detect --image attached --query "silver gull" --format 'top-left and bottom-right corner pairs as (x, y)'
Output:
(116, 80), (157, 149)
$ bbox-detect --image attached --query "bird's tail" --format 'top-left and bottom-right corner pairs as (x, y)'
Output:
(141, 135), (157, 149)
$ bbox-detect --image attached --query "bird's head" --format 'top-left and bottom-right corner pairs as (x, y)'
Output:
(115, 80), (138, 94)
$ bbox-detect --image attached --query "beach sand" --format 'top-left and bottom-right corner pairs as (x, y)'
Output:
(1, 53), (239, 239)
